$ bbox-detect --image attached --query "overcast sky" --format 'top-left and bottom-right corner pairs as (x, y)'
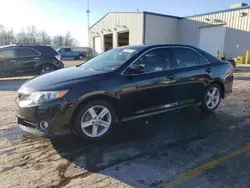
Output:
(0, 0), (249, 46)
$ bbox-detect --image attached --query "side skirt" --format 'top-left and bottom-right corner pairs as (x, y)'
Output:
(120, 102), (201, 123)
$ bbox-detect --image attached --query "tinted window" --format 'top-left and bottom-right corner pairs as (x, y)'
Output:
(80, 47), (142, 72)
(133, 48), (171, 73)
(16, 48), (40, 57)
(196, 48), (218, 63)
(199, 55), (209, 64)
(0, 49), (15, 58)
(172, 48), (199, 68)
(64, 48), (71, 52)
(37, 46), (58, 55)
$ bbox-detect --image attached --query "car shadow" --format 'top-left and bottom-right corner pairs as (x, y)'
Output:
(50, 105), (244, 187)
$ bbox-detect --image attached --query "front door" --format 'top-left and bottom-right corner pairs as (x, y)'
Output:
(169, 47), (213, 105)
(120, 48), (174, 118)
(15, 47), (41, 74)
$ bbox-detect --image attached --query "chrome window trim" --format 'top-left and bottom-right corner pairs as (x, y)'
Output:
(121, 46), (211, 76)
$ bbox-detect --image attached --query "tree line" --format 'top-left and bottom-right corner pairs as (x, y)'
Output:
(0, 25), (79, 47)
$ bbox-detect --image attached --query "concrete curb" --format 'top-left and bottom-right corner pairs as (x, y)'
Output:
(0, 76), (33, 81)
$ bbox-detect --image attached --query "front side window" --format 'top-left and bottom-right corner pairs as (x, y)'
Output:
(80, 47), (143, 72)
(16, 48), (40, 57)
(0, 49), (15, 59)
(133, 48), (171, 73)
(172, 48), (200, 68)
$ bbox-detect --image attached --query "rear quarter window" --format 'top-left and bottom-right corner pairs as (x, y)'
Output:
(36, 46), (58, 56)
(196, 48), (219, 63)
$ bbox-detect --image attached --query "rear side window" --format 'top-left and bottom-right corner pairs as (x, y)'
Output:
(16, 48), (40, 57)
(0, 49), (15, 58)
(172, 48), (199, 68)
(196, 48), (218, 63)
(199, 55), (209, 64)
(37, 46), (58, 56)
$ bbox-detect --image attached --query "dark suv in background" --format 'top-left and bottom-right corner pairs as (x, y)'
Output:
(0, 44), (64, 77)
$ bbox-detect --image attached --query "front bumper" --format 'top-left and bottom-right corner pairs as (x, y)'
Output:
(16, 99), (73, 138)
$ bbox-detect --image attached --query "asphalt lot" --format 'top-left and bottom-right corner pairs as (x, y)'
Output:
(1, 69), (250, 188)
(63, 60), (83, 68)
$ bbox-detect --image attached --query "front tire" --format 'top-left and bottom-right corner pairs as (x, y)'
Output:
(201, 84), (222, 112)
(74, 100), (116, 141)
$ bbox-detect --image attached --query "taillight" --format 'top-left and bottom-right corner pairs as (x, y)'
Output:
(55, 55), (62, 61)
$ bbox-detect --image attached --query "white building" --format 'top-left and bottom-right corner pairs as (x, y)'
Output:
(89, 3), (250, 60)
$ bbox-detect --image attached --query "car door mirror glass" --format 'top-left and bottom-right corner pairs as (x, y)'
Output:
(126, 65), (145, 75)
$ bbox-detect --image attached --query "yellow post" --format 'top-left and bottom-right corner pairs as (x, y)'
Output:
(236, 56), (243, 64)
(245, 50), (249, 64)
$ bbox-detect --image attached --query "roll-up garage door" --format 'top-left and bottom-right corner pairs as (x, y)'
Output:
(93, 36), (101, 56)
(199, 26), (226, 57)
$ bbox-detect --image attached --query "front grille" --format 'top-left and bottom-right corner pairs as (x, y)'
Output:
(18, 118), (37, 129)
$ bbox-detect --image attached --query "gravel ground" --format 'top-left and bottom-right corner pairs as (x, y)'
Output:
(1, 71), (250, 188)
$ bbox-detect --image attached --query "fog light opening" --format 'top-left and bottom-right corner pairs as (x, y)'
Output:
(40, 121), (49, 131)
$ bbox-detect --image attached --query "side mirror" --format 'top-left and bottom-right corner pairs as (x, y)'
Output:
(126, 64), (145, 75)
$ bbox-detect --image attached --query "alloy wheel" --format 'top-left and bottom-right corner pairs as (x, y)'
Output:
(41, 67), (53, 74)
(206, 87), (220, 109)
(80, 105), (112, 137)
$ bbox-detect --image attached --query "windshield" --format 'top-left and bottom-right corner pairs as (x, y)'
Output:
(80, 47), (143, 71)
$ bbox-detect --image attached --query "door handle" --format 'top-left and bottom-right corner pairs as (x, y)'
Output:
(33, 57), (40, 60)
(167, 74), (176, 80)
(205, 68), (212, 73)
(10, 60), (16, 63)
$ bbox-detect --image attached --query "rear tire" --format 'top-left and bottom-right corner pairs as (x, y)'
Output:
(39, 64), (55, 75)
(78, 55), (83, 60)
(201, 84), (222, 112)
(73, 100), (117, 141)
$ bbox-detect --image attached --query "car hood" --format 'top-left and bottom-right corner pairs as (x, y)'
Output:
(21, 67), (105, 91)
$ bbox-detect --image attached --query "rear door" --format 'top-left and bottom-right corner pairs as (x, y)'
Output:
(169, 47), (212, 104)
(15, 47), (41, 73)
(0, 49), (16, 76)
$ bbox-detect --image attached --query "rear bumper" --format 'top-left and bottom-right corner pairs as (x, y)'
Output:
(55, 61), (64, 69)
(223, 73), (234, 98)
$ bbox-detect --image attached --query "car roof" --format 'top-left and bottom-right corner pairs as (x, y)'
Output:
(0, 44), (52, 49)
(121, 44), (197, 48)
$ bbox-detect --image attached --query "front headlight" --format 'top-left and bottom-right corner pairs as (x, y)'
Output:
(18, 90), (68, 107)
(30, 90), (68, 103)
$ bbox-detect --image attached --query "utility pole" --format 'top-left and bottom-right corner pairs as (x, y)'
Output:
(86, 0), (91, 56)
(86, 0), (90, 29)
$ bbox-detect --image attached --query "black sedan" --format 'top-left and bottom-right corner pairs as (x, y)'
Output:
(16, 44), (233, 140)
